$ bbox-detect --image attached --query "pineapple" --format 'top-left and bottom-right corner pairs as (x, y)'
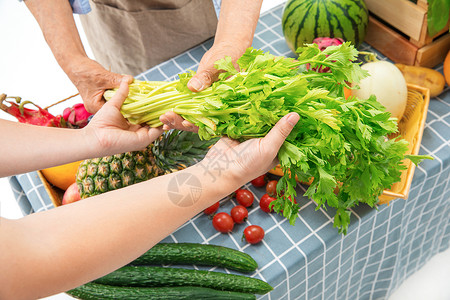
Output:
(76, 130), (215, 199)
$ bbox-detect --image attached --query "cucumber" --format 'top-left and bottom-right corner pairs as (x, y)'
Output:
(68, 283), (256, 300)
(94, 266), (273, 294)
(131, 243), (258, 273)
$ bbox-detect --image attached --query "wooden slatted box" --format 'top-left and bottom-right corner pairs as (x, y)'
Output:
(364, 0), (450, 67)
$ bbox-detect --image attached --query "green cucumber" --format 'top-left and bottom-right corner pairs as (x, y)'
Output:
(68, 283), (256, 300)
(94, 266), (273, 294)
(131, 243), (258, 273)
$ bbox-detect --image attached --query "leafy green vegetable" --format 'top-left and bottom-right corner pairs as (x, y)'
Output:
(104, 43), (432, 234)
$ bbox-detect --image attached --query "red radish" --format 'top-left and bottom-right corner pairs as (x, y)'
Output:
(0, 94), (64, 127)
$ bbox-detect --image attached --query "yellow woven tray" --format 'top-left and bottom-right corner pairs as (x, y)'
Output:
(269, 83), (431, 205)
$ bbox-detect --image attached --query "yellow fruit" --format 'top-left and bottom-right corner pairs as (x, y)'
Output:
(41, 160), (82, 190)
(444, 50), (450, 86)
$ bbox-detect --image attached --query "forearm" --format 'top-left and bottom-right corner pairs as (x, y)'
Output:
(0, 119), (95, 177)
(0, 164), (238, 299)
(24, 0), (88, 75)
(215, 0), (263, 49)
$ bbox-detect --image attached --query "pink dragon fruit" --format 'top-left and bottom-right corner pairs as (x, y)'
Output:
(313, 37), (344, 51)
(0, 93), (65, 127)
(308, 37), (345, 73)
(63, 103), (92, 128)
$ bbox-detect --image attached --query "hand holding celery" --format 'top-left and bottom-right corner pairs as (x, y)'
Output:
(104, 43), (432, 234)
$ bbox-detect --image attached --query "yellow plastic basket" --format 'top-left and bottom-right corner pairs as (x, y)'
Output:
(269, 84), (431, 205)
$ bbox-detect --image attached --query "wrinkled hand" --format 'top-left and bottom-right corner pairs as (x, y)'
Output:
(84, 79), (163, 156)
(159, 42), (247, 132)
(199, 113), (300, 186)
(68, 57), (133, 113)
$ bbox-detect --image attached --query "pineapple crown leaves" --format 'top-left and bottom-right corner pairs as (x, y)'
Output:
(151, 129), (217, 172)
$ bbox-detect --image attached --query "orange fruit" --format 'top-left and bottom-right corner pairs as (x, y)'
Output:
(41, 160), (82, 190)
(444, 50), (450, 86)
(344, 86), (352, 99)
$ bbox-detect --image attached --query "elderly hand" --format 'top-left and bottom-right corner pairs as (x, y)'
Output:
(67, 57), (133, 114)
(84, 78), (163, 156)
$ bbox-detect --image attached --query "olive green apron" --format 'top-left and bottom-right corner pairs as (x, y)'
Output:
(79, 0), (218, 75)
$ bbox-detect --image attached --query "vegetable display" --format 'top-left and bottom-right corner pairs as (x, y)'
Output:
(68, 283), (257, 300)
(281, 0), (369, 51)
(76, 129), (215, 199)
(93, 266), (272, 294)
(395, 64), (445, 98)
(351, 60), (408, 120)
(104, 43), (432, 234)
(130, 243), (258, 273)
(69, 243), (271, 300)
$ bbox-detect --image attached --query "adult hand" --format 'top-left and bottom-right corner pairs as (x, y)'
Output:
(84, 78), (163, 156)
(68, 57), (133, 113)
(159, 42), (247, 132)
(199, 112), (300, 186)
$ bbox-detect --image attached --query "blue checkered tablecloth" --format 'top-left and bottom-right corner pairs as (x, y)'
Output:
(9, 4), (450, 300)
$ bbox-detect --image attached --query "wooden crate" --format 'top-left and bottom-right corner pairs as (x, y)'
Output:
(269, 84), (431, 206)
(364, 0), (450, 67)
(38, 170), (64, 207)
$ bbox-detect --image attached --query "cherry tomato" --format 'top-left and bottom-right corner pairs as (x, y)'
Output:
(266, 180), (278, 197)
(251, 174), (266, 187)
(212, 212), (234, 233)
(259, 194), (276, 213)
(235, 189), (254, 207)
(230, 205), (248, 224)
(204, 201), (220, 215)
(243, 225), (265, 244)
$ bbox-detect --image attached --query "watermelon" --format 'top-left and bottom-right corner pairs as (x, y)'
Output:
(281, 0), (369, 52)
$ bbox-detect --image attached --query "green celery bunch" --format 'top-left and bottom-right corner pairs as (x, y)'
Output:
(104, 43), (431, 234)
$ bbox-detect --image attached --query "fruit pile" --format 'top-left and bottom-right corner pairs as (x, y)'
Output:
(203, 173), (291, 245)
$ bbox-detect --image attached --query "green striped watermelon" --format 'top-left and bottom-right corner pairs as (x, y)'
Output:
(281, 0), (369, 52)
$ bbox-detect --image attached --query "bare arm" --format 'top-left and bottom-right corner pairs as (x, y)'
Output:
(161, 0), (263, 131)
(0, 112), (300, 300)
(187, 0), (263, 91)
(24, 0), (128, 113)
(0, 79), (161, 177)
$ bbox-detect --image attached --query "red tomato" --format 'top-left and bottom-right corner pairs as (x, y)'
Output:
(230, 205), (248, 224)
(204, 201), (220, 215)
(243, 225), (265, 244)
(235, 189), (254, 207)
(266, 180), (278, 197)
(251, 174), (266, 187)
(212, 212), (234, 233)
(259, 194), (276, 213)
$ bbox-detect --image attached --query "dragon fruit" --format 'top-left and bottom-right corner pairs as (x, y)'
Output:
(308, 37), (345, 73)
(63, 103), (92, 128)
(313, 37), (344, 51)
(0, 93), (65, 127)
